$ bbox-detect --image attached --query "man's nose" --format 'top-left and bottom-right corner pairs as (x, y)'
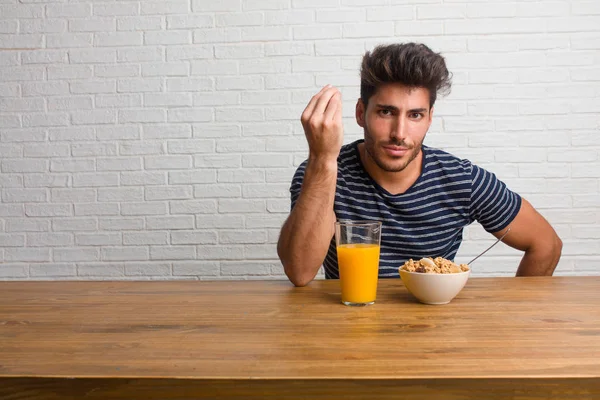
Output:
(390, 116), (407, 140)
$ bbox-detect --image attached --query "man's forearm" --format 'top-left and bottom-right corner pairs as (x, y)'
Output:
(278, 158), (338, 286)
(516, 236), (562, 276)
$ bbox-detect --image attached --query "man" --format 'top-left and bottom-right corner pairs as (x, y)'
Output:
(277, 43), (562, 287)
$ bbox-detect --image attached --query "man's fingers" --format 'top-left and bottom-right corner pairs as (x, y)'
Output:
(323, 91), (341, 121)
(313, 86), (339, 116)
(302, 85), (331, 122)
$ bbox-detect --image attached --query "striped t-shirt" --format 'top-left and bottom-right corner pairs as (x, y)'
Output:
(290, 139), (522, 279)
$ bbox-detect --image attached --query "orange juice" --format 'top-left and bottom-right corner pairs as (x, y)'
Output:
(337, 243), (380, 304)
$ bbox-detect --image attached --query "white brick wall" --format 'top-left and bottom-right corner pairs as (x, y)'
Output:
(1, 0), (599, 280)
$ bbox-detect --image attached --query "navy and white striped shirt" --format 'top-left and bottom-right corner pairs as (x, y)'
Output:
(290, 139), (521, 278)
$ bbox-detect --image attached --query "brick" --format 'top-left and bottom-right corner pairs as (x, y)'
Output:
(78, 264), (124, 277)
(171, 231), (218, 245)
(0, 97), (44, 112)
(221, 261), (271, 276)
(215, 43), (263, 59)
(194, 124), (241, 138)
(2, 188), (45, 203)
(216, 139), (265, 153)
(47, 3), (90, 17)
(119, 141), (163, 156)
(0, 264), (29, 278)
(53, 218), (98, 231)
(218, 199), (265, 213)
(98, 217), (144, 231)
(216, 12), (262, 26)
(167, 15), (213, 29)
(146, 186), (192, 201)
(0, 206), (24, 218)
(3, 159), (47, 173)
(194, 92), (240, 106)
(293, 0), (339, 7)
(518, 2), (570, 17)
(147, 216), (194, 230)
(30, 264), (76, 277)
(118, 78), (163, 93)
(196, 245), (243, 260)
(121, 171), (167, 186)
(245, 0), (289, 10)
(46, 33), (92, 48)
(117, 47), (163, 62)
(0, 5), (43, 18)
(167, 45), (213, 61)
(119, 109), (166, 123)
(75, 203), (119, 216)
(244, 244), (278, 260)
(173, 261), (218, 276)
(96, 126), (140, 140)
(141, 0), (188, 15)
(24, 174), (68, 188)
(0, 83), (20, 97)
(5, 248), (50, 262)
(194, 184), (242, 199)
(216, 107), (263, 122)
(97, 187), (143, 202)
(27, 233), (72, 247)
(50, 159), (94, 173)
(0, 174), (23, 186)
(70, 80), (117, 94)
(48, 96), (93, 111)
(243, 154), (292, 167)
(123, 232), (168, 245)
(518, 164), (570, 179)
(243, 183), (289, 198)
(243, 122), (293, 137)
(445, 18), (545, 35)
(69, 17), (115, 32)
(192, 0), (241, 12)
(121, 202), (167, 215)
(547, 17), (600, 33)
(0, 33), (43, 48)
(69, 49), (117, 64)
(96, 94), (142, 108)
(167, 77), (213, 92)
(50, 188), (95, 202)
(0, 66), (43, 81)
(71, 110), (117, 125)
(218, 169), (265, 183)
(93, 3), (139, 17)
(102, 247), (148, 261)
(0, 20), (18, 34)
(125, 263), (171, 276)
(6, 219), (48, 233)
(23, 113), (69, 128)
(150, 246), (196, 260)
(169, 171), (216, 184)
(170, 200), (217, 214)
(168, 108), (213, 123)
(265, 41), (313, 56)
(145, 31), (191, 45)
(145, 155), (192, 170)
(72, 173), (119, 187)
(117, 16), (162, 31)
(0, 233), (25, 247)
(195, 215), (244, 229)
(94, 64), (139, 78)
(293, 25), (341, 40)
(95, 32), (143, 47)
(97, 157), (142, 172)
(266, 74), (313, 89)
(267, 199), (289, 213)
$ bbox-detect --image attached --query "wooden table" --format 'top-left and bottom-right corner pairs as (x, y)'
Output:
(1, 277), (599, 399)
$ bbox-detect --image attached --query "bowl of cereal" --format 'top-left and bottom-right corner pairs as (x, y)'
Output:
(399, 257), (470, 305)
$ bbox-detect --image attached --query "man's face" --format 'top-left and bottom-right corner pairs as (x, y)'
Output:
(356, 83), (433, 173)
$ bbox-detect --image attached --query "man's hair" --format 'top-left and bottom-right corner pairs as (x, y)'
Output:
(360, 42), (452, 108)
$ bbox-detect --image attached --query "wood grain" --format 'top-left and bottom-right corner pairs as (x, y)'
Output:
(1, 277), (599, 399)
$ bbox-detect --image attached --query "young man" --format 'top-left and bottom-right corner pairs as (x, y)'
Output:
(277, 43), (562, 287)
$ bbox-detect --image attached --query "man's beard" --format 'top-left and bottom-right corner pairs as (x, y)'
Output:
(363, 127), (423, 173)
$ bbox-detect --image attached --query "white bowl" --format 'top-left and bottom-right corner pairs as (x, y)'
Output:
(399, 269), (470, 305)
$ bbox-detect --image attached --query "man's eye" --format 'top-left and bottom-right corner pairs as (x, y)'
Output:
(410, 113), (423, 119)
(379, 109), (391, 116)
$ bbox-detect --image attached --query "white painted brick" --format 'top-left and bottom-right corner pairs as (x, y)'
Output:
(167, 14), (213, 29)
(317, 8), (365, 23)
(468, 102), (519, 116)
(46, 33), (92, 48)
(167, 45), (213, 61)
(0, 233), (25, 247)
(167, 77), (213, 92)
(265, 106), (302, 120)
(0, 204), (24, 217)
(145, 155), (192, 170)
(141, 0), (188, 15)
(192, 0), (241, 12)
(28, 233), (72, 247)
(517, 2), (570, 17)
(0, 52), (19, 66)
(240, 59), (290, 75)
(220, 230), (266, 244)
(0, 174), (23, 186)
(121, 202), (167, 215)
(547, 17), (600, 33)
(117, 47), (163, 62)
(221, 261), (275, 276)
(123, 232), (168, 245)
(147, 216), (194, 230)
(23, 113), (69, 128)
(118, 78), (163, 93)
(76, 233), (121, 246)
(95, 64), (139, 78)
(466, 3), (516, 18)
(468, 70), (518, 84)
(78, 264), (124, 277)
(194, 185), (242, 199)
(218, 169), (264, 183)
(53, 218), (98, 231)
(0, 19), (18, 34)
(395, 20), (443, 36)
(48, 96), (93, 111)
(243, 183), (289, 198)
(69, 49), (117, 64)
(170, 199), (217, 214)
(265, 41), (313, 56)
(244, 244), (278, 260)
(116, 16), (162, 32)
(47, 3), (90, 17)
(125, 262), (171, 276)
(98, 187), (143, 202)
(216, 107), (263, 122)
(171, 231), (218, 245)
(0, 83), (20, 97)
(446, 18), (545, 35)
(97, 94), (142, 108)
(572, 163), (600, 178)
(50, 188), (95, 202)
(95, 32), (143, 47)
(292, 57), (340, 73)
(194, 124), (241, 138)
(573, 195), (600, 208)
(293, 0), (339, 7)
(2, 159), (48, 173)
(0, 66), (43, 81)
(96, 126), (141, 140)
(242, 122), (293, 137)
(194, 92), (239, 107)
(216, 12), (262, 26)
(544, 180), (597, 195)
(243, 154), (292, 167)
(98, 217), (144, 231)
(0, 97), (44, 112)
(344, 22), (395, 38)
(50, 159), (94, 173)
(69, 17), (115, 32)
(142, 63), (189, 77)
(24, 174), (68, 188)
(5, 248), (50, 262)
(196, 245), (244, 260)
(97, 157), (142, 172)
(150, 245), (196, 260)
(55, 247), (99, 262)
(121, 171), (167, 186)
(315, 40), (364, 56)
(240, 91), (287, 106)
(72, 110), (117, 125)
(71, 80), (117, 94)
(146, 186), (192, 201)
(145, 31), (191, 45)
(518, 164), (570, 179)
(168, 108), (213, 123)
(0, 264), (29, 278)
(216, 139), (265, 153)
(30, 264), (77, 278)
(215, 43), (263, 59)
(218, 199), (265, 213)
(194, 28), (241, 43)
(173, 261), (219, 276)
(119, 141), (163, 156)
(102, 246), (148, 261)
(93, 3), (139, 17)
(293, 24), (341, 40)
(72, 173), (119, 187)
(119, 109), (166, 123)
(245, 0), (290, 9)
(265, 74), (313, 89)
(267, 199), (289, 213)
(75, 203), (119, 216)
(0, 33), (43, 48)
(169, 170), (217, 184)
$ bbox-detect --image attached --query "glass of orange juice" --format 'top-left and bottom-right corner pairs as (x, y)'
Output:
(335, 220), (382, 306)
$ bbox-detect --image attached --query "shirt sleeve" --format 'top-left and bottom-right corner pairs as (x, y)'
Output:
(289, 160), (308, 211)
(469, 163), (522, 233)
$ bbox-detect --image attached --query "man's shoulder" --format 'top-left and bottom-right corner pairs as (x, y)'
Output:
(423, 145), (473, 174)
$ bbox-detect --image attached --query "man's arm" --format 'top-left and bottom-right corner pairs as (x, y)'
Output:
(492, 198), (562, 276)
(277, 85), (343, 287)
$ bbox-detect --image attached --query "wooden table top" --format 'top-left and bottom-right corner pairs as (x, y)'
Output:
(1, 277), (599, 381)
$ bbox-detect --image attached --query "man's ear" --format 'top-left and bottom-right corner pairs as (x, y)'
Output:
(355, 98), (366, 128)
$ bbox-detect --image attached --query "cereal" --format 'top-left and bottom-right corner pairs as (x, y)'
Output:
(399, 257), (469, 274)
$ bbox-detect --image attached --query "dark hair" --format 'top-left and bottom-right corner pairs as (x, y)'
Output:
(360, 43), (452, 108)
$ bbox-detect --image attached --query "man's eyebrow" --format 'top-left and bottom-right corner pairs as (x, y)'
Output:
(408, 108), (428, 113)
(374, 104), (428, 113)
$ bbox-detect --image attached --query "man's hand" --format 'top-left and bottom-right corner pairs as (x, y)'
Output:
(301, 85), (343, 163)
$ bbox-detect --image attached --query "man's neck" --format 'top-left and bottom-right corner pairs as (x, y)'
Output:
(357, 142), (423, 195)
